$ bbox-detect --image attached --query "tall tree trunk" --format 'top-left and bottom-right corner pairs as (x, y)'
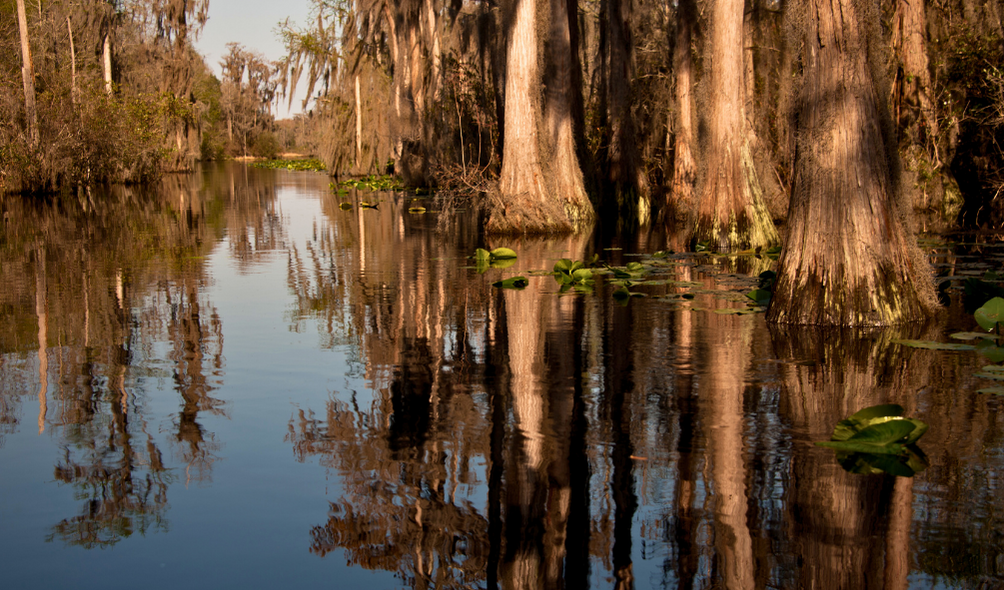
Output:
(492, 0), (578, 233)
(16, 0), (39, 148)
(103, 32), (113, 95)
(694, 0), (778, 251)
(893, 0), (939, 208)
(67, 16), (78, 106)
(35, 247), (47, 435)
(355, 74), (363, 171)
(670, 0), (697, 213)
(545, 0), (595, 226)
(603, 0), (649, 222)
(766, 0), (935, 326)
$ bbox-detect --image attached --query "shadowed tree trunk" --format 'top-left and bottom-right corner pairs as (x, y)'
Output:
(670, 0), (697, 214)
(602, 0), (650, 222)
(694, 0), (778, 252)
(16, 0), (39, 148)
(545, 0), (595, 227)
(767, 0), (935, 326)
(491, 0), (591, 233)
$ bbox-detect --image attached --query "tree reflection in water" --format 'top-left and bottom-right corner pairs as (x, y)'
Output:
(284, 202), (1004, 589)
(0, 165), (277, 547)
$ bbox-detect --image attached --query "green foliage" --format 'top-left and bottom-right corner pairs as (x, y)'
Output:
(492, 276), (529, 290)
(816, 404), (929, 476)
(338, 175), (404, 192)
(553, 259), (595, 294)
(975, 297), (1004, 332)
(253, 158), (327, 172)
(472, 247), (518, 273)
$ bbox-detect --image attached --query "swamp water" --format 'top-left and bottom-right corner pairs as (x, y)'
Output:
(0, 162), (1002, 589)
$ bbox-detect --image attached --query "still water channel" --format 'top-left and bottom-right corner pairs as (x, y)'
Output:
(0, 163), (1002, 589)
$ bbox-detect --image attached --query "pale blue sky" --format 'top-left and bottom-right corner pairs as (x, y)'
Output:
(194, 0), (312, 118)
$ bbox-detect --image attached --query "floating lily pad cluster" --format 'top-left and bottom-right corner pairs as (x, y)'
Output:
(895, 296), (1004, 394)
(252, 158), (326, 172)
(816, 404), (929, 477)
(553, 258), (596, 294)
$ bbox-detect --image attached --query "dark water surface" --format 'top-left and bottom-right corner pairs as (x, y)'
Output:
(1, 163), (1002, 589)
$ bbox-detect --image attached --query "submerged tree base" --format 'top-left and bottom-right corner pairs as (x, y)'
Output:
(484, 187), (578, 235)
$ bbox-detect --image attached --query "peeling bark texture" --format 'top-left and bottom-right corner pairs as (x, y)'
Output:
(694, 0), (778, 252)
(767, 0), (936, 326)
(491, 0), (583, 234)
(669, 0), (697, 213)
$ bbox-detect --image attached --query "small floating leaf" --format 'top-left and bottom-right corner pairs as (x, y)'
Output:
(490, 247), (518, 260)
(747, 289), (772, 306)
(976, 339), (1004, 363)
(339, 202), (353, 210)
(892, 339), (976, 351)
(950, 331), (998, 341)
(493, 276), (529, 289)
(408, 206), (427, 214)
(359, 202), (378, 209)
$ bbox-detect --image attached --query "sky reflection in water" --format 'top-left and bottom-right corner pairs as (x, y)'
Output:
(0, 163), (1001, 589)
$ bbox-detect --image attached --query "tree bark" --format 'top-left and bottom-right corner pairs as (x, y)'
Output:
(603, 0), (649, 221)
(670, 0), (697, 212)
(103, 32), (113, 95)
(544, 0), (595, 227)
(491, 0), (579, 234)
(893, 0), (940, 209)
(16, 0), (39, 148)
(766, 0), (935, 326)
(694, 0), (778, 251)
(67, 16), (78, 106)
(355, 74), (363, 171)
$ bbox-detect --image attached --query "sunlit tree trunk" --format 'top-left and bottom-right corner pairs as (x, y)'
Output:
(355, 74), (363, 171)
(67, 16), (78, 105)
(36, 247), (47, 434)
(103, 32), (113, 95)
(767, 0), (935, 326)
(16, 0), (39, 148)
(670, 0), (697, 212)
(492, 0), (581, 233)
(545, 0), (595, 227)
(694, 0), (778, 251)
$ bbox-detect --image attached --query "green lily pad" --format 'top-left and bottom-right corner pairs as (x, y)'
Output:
(490, 247), (518, 260)
(747, 289), (772, 306)
(975, 296), (1004, 331)
(818, 404), (929, 476)
(492, 276), (529, 289)
(892, 339), (976, 351)
(950, 331), (999, 341)
(976, 339), (1004, 363)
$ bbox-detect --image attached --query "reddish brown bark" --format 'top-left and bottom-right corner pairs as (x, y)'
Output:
(767, 0), (935, 326)
(693, 0), (778, 251)
(670, 0), (697, 212)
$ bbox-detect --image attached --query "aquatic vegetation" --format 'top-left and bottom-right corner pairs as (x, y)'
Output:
(492, 276), (528, 289)
(473, 247), (518, 273)
(816, 404), (929, 477)
(553, 258), (595, 294)
(251, 158), (327, 172)
(895, 296), (1004, 393)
